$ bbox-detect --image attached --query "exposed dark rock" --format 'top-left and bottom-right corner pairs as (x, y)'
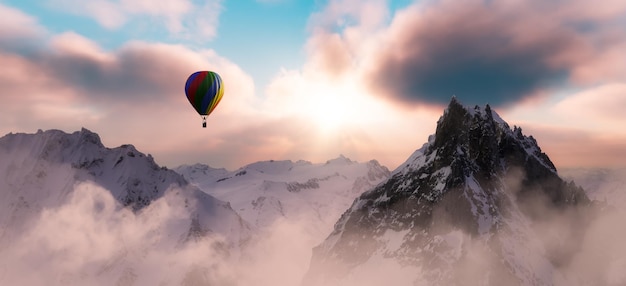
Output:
(305, 98), (590, 286)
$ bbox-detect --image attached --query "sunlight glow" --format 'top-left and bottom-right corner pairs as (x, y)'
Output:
(297, 77), (382, 134)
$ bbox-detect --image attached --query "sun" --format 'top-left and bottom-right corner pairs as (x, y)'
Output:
(266, 71), (394, 138)
(300, 81), (365, 133)
(315, 96), (354, 132)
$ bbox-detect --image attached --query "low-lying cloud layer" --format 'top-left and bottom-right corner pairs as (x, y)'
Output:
(302, 167), (626, 286)
(0, 182), (236, 285)
(0, 181), (336, 285)
(2, 170), (625, 286)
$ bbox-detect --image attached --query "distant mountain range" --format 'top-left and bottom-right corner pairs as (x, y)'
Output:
(175, 155), (389, 242)
(0, 99), (623, 286)
(0, 128), (388, 285)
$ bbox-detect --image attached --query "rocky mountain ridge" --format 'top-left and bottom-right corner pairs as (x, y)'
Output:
(305, 98), (590, 286)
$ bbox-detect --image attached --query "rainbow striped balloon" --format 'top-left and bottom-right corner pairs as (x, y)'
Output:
(184, 71), (224, 116)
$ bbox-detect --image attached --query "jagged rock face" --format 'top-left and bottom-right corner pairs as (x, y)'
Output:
(305, 98), (590, 286)
(0, 128), (186, 211)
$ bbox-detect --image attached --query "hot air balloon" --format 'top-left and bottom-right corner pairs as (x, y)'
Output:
(184, 71), (224, 128)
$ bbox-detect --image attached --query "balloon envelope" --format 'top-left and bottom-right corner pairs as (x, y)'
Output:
(184, 71), (224, 116)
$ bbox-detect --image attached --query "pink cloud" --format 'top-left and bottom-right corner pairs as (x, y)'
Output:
(568, 39), (626, 84)
(0, 4), (45, 38)
(3, 1), (624, 171)
(49, 32), (113, 61)
(305, 32), (353, 79)
(553, 84), (626, 125)
(264, 0), (625, 170)
(3, 11), (427, 170)
(519, 125), (626, 168)
(0, 22), (261, 168)
(300, 0), (626, 109)
(0, 4), (47, 52)
(550, 0), (626, 22)
(500, 82), (626, 169)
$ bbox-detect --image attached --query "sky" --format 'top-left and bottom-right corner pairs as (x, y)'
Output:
(0, 0), (625, 170)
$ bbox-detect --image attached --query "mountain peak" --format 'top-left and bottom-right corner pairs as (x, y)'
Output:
(77, 127), (104, 148)
(305, 98), (589, 286)
(449, 95), (459, 105)
(325, 154), (354, 165)
(432, 99), (558, 174)
(0, 128), (188, 211)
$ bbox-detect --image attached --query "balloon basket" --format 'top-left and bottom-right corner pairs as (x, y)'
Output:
(202, 116), (207, 128)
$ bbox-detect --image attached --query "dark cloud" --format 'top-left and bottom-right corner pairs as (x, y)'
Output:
(0, 4), (46, 55)
(0, 27), (209, 105)
(35, 44), (191, 102)
(368, 0), (597, 107)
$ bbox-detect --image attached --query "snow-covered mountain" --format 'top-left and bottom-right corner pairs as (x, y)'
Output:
(176, 155), (390, 244)
(0, 128), (250, 285)
(2, 111), (620, 286)
(304, 98), (593, 286)
(0, 127), (390, 286)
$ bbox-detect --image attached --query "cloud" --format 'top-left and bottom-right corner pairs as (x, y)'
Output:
(553, 83), (626, 125)
(367, 0), (585, 106)
(305, 32), (353, 78)
(510, 125), (626, 168)
(0, 15), (259, 169)
(502, 83), (626, 168)
(303, 166), (626, 286)
(0, 9), (418, 171)
(0, 182), (237, 285)
(302, 0), (626, 107)
(46, 0), (223, 41)
(2, 1), (623, 171)
(304, 0), (389, 80)
(262, 65), (442, 169)
(564, 206), (626, 285)
(41, 33), (238, 103)
(308, 0), (389, 32)
(1, 4), (417, 171)
(2, 148), (625, 286)
(0, 4), (47, 53)
(266, 0), (625, 169)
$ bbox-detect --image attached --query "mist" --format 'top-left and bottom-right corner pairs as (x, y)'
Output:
(1, 169), (625, 286)
(0, 182), (237, 285)
(0, 181), (333, 285)
(303, 167), (626, 286)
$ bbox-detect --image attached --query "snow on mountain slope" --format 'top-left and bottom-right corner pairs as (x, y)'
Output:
(174, 157), (390, 286)
(176, 155), (390, 243)
(0, 128), (250, 285)
(305, 98), (592, 286)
